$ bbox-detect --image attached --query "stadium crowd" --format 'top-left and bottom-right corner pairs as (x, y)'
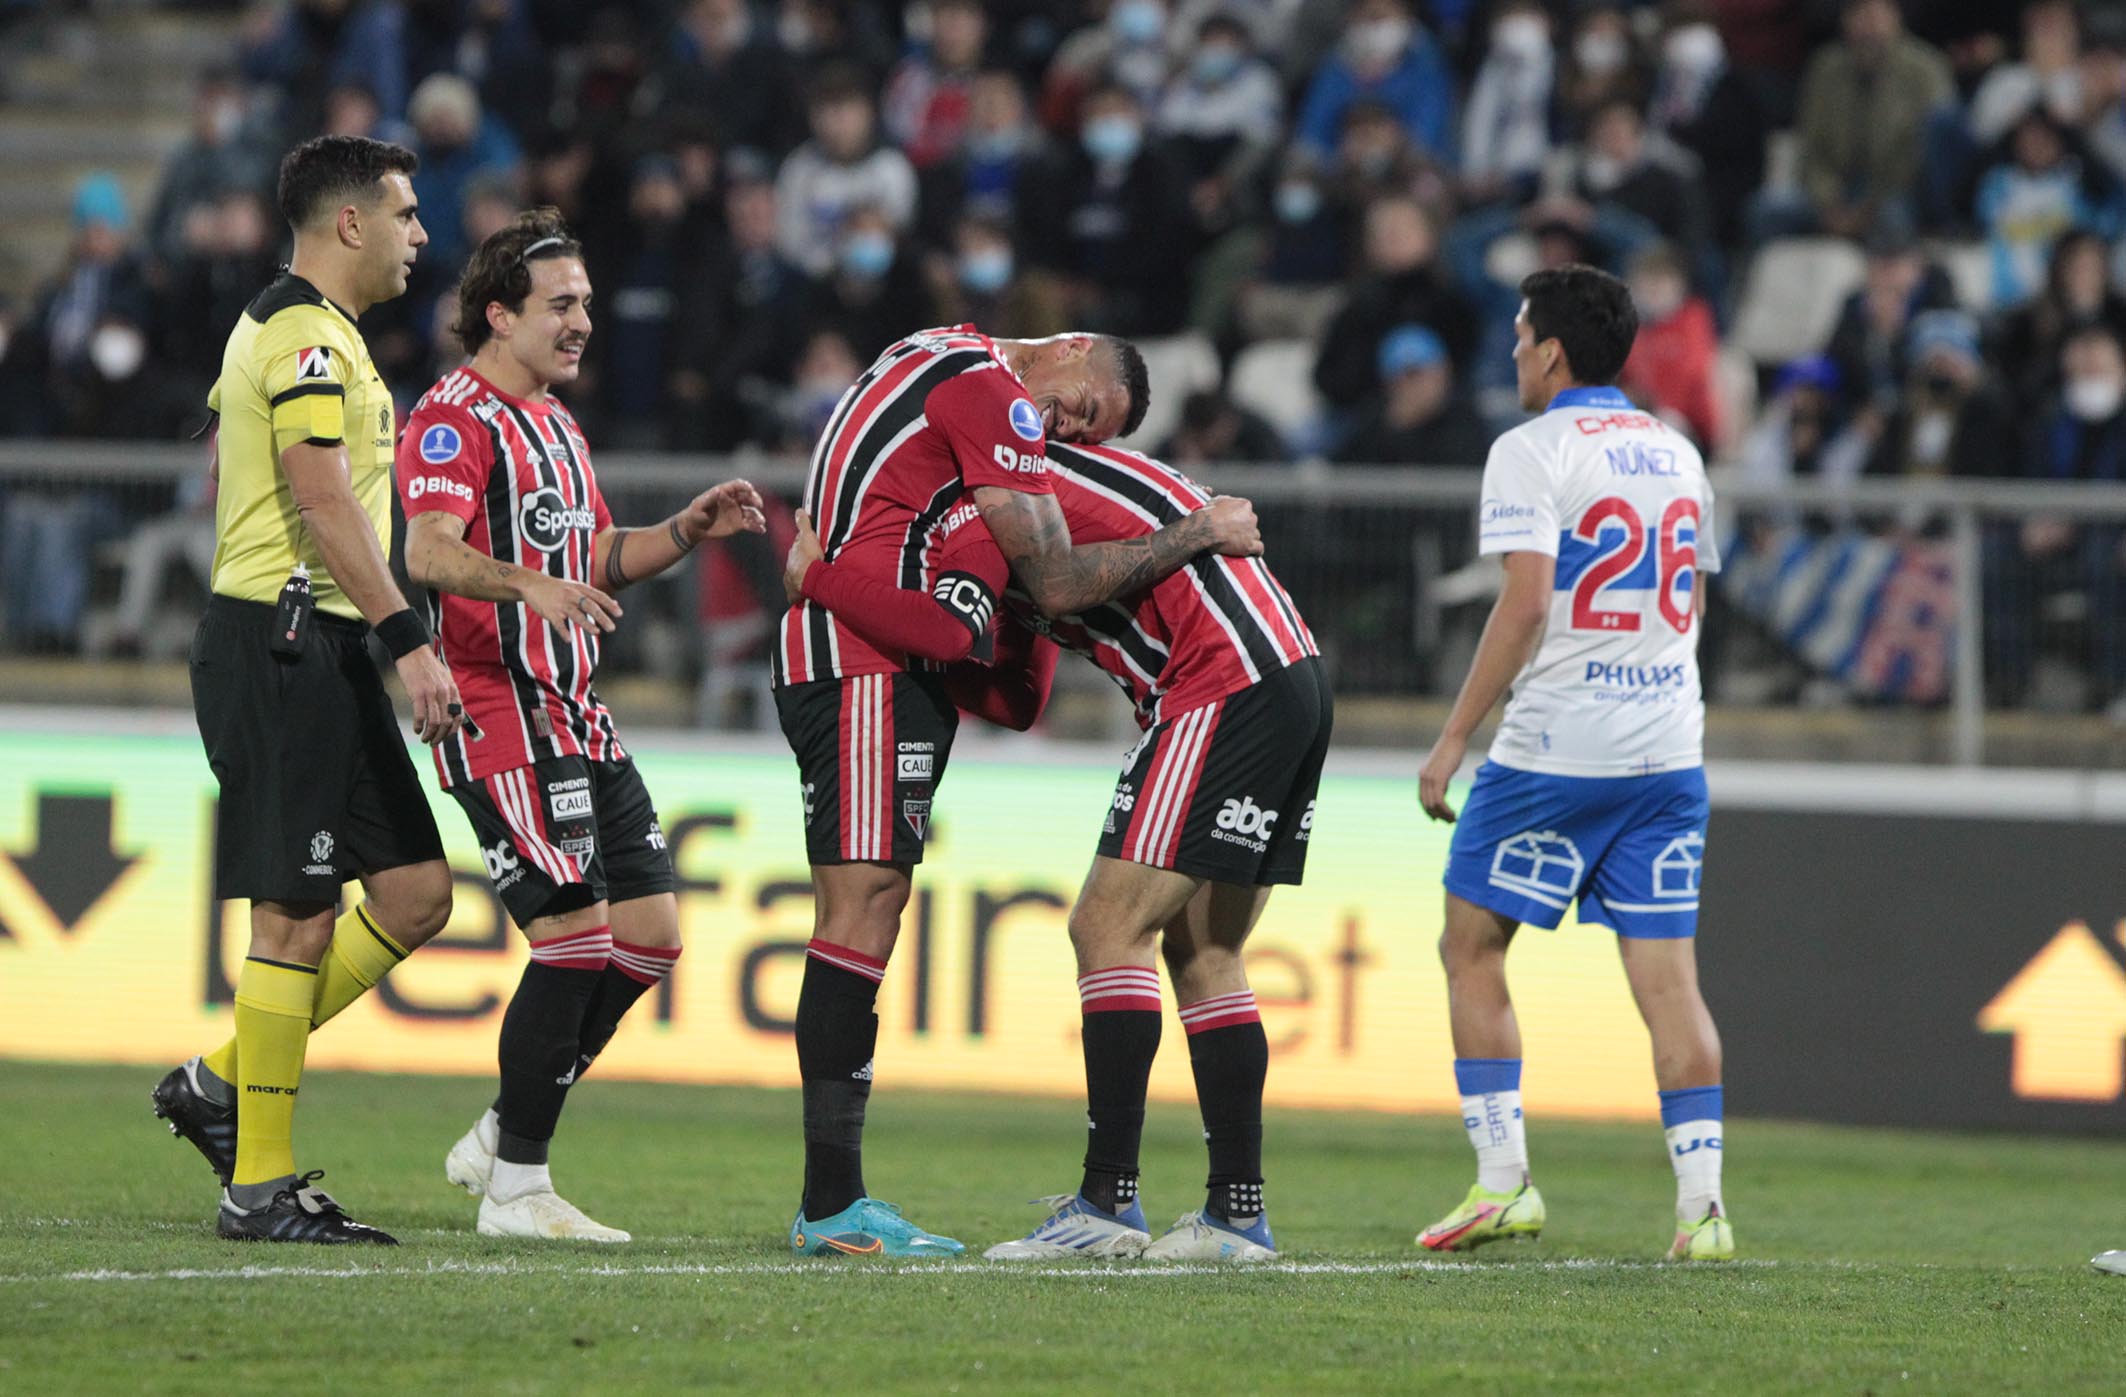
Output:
(2, 0), (2125, 706)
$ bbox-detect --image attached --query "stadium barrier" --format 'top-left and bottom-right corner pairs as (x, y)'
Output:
(3, 709), (2122, 1130)
(5, 443), (2126, 763)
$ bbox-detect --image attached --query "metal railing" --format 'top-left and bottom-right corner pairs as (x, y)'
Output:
(3, 441), (2125, 765)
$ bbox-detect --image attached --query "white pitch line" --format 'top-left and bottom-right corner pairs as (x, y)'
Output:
(1, 1257), (1799, 1285)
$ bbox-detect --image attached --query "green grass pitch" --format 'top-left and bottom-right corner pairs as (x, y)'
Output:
(2, 1060), (2122, 1394)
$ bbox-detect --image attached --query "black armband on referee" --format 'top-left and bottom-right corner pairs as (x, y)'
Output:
(374, 608), (431, 660)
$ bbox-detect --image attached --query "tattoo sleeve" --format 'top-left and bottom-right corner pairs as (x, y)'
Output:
(973, 487), (1209, 616)
(406, 513), (524, 602)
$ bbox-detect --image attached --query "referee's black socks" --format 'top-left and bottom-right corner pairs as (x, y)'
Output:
(795, 938), (888, 1220)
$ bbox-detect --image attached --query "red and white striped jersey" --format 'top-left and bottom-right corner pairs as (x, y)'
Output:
(773, 325), (1056, 687)
(937, 441), (1318, 728)
(395, 367), (621, 788)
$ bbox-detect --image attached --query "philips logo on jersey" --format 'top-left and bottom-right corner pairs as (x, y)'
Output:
(1008, 398), (1044, 442)
(407, 475), (475, 503)
(1584, 662), (1687, 687)
(519, 487), (597, 553)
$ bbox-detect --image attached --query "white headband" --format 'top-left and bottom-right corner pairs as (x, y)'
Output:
(520, 236), (568, 259)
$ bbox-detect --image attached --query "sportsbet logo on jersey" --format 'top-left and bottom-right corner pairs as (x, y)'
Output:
(517, 486), (597, 554)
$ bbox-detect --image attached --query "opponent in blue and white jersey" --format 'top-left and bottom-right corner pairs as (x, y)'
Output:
(1476, 385), (1719, 777)
(1415, 266), (1734, 1265)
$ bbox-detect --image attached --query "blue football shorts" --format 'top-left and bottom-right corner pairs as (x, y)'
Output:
(1442, 761), (1709, 939)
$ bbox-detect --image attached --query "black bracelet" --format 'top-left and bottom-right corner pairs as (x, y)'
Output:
(669, 517), (694, 553)
(374, 608), (431, 659)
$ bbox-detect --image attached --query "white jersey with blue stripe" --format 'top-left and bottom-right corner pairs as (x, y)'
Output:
(1474, 386), (1719, 777)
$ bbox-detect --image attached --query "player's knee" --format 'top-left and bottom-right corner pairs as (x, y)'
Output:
(381, 863), (455, 948)
(1167, 942), (1240, 1001)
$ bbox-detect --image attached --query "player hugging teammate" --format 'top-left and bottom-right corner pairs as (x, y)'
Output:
(785, 435), (1328, 1262)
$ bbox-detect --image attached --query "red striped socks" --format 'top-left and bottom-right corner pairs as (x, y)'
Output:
(610, 940), (681, 986)
(1078, 964), (1163, 1214)
(1180, 988), (1268, 1223)
(797, 937), (887, 1219)
(527, 924), (613, 972)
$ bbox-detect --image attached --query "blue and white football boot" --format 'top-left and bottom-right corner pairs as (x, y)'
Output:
(983, 1193), (1151, 1260)
(1142, 1208), (1278, 1262)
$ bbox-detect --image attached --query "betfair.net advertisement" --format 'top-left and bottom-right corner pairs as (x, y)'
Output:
(0, 724), (1673, 1121)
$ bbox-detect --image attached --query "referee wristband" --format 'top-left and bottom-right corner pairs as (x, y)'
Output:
(374, 609), (431, 660)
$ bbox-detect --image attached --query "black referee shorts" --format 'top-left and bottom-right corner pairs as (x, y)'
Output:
(189, 595), (444, 905)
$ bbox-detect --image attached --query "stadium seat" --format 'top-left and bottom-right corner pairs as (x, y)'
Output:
(1717, 345), (1759, 455)
(1228, 339), (1323, 449)
(1934, 240), (1993, 314)
(1116, 333), (1221, 449)
(1732, 238), (1866, 367)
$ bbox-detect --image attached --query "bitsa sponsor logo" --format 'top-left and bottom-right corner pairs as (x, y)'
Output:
(406, 474), (475, 503)
(991, 442), (1048, 475)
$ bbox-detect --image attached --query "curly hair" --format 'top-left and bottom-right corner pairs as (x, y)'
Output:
(451, 207), (582, 356)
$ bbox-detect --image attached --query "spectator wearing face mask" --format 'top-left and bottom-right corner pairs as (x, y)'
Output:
(1156, 11), (1285, 236)
(774, 63), (919, 277)
(918, 69), (1069, 253)
(1043, 0), (1178, 134)
(1619, 242), (1726, 451)
(32, 176), (153, 418)
(1861, 308), (2015, 481)
(146, 68), (272, 272)
(1992, 322), (2126, 710)
(883, 0), (990, 170)
(794, 204), (940, 364)
(1333, 324), (1490, 466)
(1559, 6), (1649, 137)
(1993, 228), (2126, 418)
(1568, 99), (1709, 271)
(925, 215), (1069, 340)
(1296, 0), (1457, 168)
(1975, 107), (2116, 310)
(1022, 81), (1196, 336)
(1459, 0), (1558, 207)
(1738, 354), (1872, 501)
(1649, 7), (1768, 248)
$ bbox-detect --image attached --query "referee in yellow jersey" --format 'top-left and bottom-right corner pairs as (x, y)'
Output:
(150, 136), (466, 1244)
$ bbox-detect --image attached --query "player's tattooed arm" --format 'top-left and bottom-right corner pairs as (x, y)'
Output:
(407, 510), (622, 634)
(971, 487), (1263, 616)
(594, 480), (767, 592)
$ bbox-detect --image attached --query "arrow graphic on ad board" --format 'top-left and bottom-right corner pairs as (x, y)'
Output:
(1976, 920), (2126, 1103)
(2, 791), (139, 935)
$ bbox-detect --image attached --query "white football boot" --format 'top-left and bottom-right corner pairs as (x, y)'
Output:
(477, 1187), (630, 1243)
(444, 1109), (498, 1197)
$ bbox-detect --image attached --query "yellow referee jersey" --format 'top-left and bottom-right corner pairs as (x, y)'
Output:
(207, 272), (396, 620)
